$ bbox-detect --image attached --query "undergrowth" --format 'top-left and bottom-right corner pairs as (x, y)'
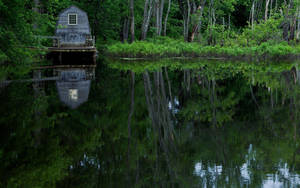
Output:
(106, 37), (300, 61)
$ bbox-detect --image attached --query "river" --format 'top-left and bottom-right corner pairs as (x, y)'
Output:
(1, 59), (300, 187)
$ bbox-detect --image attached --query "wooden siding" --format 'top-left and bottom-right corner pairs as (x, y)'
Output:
(55, 6), (91, 46)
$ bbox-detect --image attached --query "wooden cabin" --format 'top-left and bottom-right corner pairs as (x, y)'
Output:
(55, 5), (94, 47)
(48, 5), (97, 65)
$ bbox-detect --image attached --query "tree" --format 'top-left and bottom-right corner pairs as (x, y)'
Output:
(129, 0), (135, 42)
(163, 0), (172, 36)
(141, 0), (154, 40)
(265, 0), (271, 21)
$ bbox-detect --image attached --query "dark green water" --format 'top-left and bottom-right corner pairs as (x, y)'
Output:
(1, 59), (300, 187)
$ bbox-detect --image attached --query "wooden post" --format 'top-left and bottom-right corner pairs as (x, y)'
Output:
(33, 70), (42, 93)
(59, 52), (62, 64)
(93, 51), (97, 64)
(92, 68), (96, 80)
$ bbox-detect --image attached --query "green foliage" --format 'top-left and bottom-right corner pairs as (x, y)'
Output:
(107, 36), (300, 60)
(202, 24), (231, 46)
(242, 15), (283, 46)
(0, 0), (42, 80)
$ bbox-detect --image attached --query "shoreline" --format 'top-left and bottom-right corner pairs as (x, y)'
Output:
(106, 54), (299, 62)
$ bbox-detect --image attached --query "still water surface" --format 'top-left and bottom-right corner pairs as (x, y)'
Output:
(1, 59), (300, 187)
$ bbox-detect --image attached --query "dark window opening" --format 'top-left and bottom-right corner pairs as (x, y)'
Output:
(68, 14), (77, 25)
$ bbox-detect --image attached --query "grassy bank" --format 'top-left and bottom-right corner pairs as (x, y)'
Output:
(106, 37), (300, 61)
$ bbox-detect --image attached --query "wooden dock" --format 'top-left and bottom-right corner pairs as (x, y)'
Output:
(36, 35), (97, 65)
(46, 46), (97, 65)
(47, 46), (97, 52)
(34, 64), (97, 69)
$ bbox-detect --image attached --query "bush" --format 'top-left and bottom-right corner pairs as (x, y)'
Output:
(242, 15), (283, 46)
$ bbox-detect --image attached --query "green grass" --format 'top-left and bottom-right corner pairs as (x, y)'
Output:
(105, 37), (300, 61)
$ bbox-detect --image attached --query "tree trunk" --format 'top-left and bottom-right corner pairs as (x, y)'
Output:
(270, 0), (273, 17)
(282, 0), (296, 41)
(289, 16), (297, 41)
(212, 8), (216, 26)
(188, 0), (206, 42)
(159, 0), (165, 35)
(250, 0), (255, 30)
(155, 0), (160, 35)
(178, 0), (190, 41)
(283, 20), (290, 41)
(141, 0), (154, 40)
(129, 0), (135, 43)
(141, 0), (149, 39)
(288, 0), (296, 41)
(186, 0), (191, 41)
(163, 0), (172, 36)
(155, 0), (165, 36)
(257, 0), (263, 20)
(297, 8), (300, 39)
(265, 0), (271, 21)
(33, 0), (40, 29)
(228, 14), (231, 30)
(122, 18), (129, 42)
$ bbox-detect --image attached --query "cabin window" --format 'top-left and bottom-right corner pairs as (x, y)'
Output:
(69, 89), (78, 101)
(68, 14), (77, 25)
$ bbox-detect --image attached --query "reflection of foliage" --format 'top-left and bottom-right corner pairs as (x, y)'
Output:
(0, 82), (103, 187)
(3, 60), (300, 187)
(106, 58), (295, 76)
(179, 75), (241, 127)
(103, 59), (300, 187)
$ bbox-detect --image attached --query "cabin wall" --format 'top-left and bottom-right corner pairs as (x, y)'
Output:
(55, 6), (91, 46)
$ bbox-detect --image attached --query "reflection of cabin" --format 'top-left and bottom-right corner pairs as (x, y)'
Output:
(56, 69), (91, 109)
(53, 66), (95, 80)
(48, 5), (97, 65)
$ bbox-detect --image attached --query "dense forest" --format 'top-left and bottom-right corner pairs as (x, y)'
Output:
(1, 0), (300, 78)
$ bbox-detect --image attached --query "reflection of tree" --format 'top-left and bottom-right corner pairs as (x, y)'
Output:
(0, 83), (69, 187)
(245, 67), (300, 181)
(143, 69), (178, 183)
(0, 80), (102, 187)
(172, 65), (300, 187)
(179, 69), (242, 127)
(143, 70), (175, 148)
(127, 71), (135, 167)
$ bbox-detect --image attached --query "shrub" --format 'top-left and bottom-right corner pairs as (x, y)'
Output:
(243, 15), (283, 46)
